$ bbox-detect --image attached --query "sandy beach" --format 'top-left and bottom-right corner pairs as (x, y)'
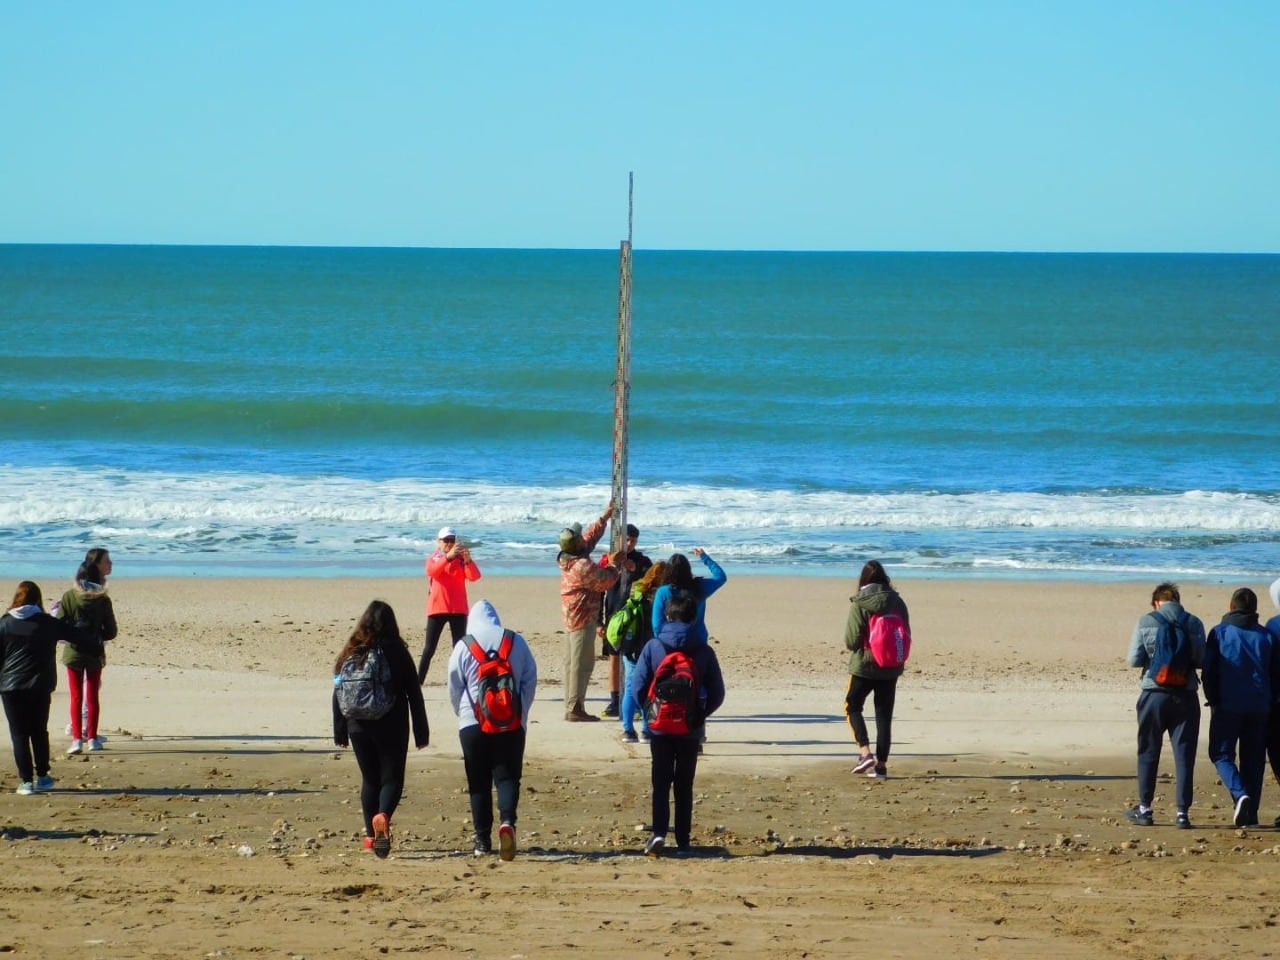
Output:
(3, 574), (1279, 958)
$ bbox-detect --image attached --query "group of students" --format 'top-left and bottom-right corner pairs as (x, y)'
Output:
(1125, 579), (1280, 830)
(330, 516), (734, 858)
(0, 548), (119, 796)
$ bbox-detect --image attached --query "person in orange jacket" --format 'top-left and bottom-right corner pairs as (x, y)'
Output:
(417, 526), (481, 683)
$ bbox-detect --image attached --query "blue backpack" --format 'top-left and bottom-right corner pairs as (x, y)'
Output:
(1148, 609), (1193, 689)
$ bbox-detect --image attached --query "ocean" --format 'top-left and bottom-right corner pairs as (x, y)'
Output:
(2, 244), (1278, 580)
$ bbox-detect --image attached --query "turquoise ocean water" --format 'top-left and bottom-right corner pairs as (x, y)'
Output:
(2, 244), (1278, 579)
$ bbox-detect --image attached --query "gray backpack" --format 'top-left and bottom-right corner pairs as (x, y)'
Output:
(336, 645), (395, 720)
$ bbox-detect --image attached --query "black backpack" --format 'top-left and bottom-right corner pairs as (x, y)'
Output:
(1148, 609), (1193, 689)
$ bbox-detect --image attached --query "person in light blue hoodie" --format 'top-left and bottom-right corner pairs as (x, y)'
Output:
(447, 599), (537, 861)
(649, 549), (726, 642)
(1204, 587), (1280, 828)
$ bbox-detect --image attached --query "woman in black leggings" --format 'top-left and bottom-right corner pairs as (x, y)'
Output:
(332, 601), (429, 857)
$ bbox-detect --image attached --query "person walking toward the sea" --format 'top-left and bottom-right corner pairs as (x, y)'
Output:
(630, 593), (725, 856)
(1203, 587), (1278, 828)
(1267, 578), (1280, 823)
(57, 553), (117, 754)
(447, 599), (537, 859)
(418, 526), (481, 684)
(333, 600), (429, 858)
(843, 560), (910, 780)
(2, 581), (81, 795)
(649, 549), (726, 642)
(557, 503), (623, 722)
(1125, 581), (1206, 829)
(598, 523), (652, 719)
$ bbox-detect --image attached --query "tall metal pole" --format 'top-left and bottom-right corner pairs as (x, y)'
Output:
(609, 173), (634, 556)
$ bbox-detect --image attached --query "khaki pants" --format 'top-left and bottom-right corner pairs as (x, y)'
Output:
(563, 625), (595, 714)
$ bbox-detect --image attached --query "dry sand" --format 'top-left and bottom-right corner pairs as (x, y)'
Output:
(2, 574), (1279, 958)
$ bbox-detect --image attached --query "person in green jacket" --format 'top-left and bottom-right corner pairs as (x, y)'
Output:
(57, 551), (117, 754)
(844, 560), (910, 780)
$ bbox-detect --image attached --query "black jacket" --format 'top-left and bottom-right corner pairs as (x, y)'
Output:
(1, 609), (80, 694)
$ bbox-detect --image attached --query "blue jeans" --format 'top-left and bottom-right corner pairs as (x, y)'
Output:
(620, 656), (648, 737)
(1207, 708), (1268, 805)
(1135, 688), (1200, 811)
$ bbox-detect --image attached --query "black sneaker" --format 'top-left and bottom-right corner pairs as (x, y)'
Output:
(602, 701), (620, 718)
(620, 730), (639, 743)
(1124, 806), (1154, 827)
(473, 835), (492, 857)
(1234, 794), (1252, 827)
(1175, 812), (1191, 830)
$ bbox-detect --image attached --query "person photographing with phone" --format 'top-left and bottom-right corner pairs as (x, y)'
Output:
(418, 527), (481, 684)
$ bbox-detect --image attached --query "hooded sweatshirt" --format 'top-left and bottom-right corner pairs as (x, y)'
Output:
(1, 605), (80, 693)
(57, 580), (118, 671)
(844, 583), (910, 679)
(1202, 609), (1278, 714)
(448, 599), (538, 732)
(628, 618), (726, 737)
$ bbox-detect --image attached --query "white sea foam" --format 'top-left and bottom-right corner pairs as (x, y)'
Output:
(3, 466), (1278, 577)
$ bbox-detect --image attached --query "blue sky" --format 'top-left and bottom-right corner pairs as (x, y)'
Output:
(2, 2), (1277, 251)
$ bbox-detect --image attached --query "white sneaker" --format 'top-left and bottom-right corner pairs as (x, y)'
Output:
(15, 782), (35, 796)
(67, 739), (83, 755)
(88, 737), (105, 752)
(644, 834), (666, 857)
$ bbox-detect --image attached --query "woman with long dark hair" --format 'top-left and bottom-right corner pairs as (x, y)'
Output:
(332, 600), (429, 858)
(844, 560), (910, 779)
(57, 553), (117, 754)
(2, 581), (79, 794)
(649, 548), (727, 641)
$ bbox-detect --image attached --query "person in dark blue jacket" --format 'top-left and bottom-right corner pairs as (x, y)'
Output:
(1203, 587), (1279, 828)
(629, 593), (725, 856)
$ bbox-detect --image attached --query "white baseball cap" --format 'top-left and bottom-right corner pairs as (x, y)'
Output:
(437, 526), (457, 539)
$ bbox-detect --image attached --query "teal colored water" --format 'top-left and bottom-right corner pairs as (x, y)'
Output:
(2, 244), (1278, 578)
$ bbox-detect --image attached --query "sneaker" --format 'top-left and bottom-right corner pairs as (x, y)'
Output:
(87, 737), (105, 752)
(602, 701), (620, 718)
(15, 781), (35, 796)
(640, 730), (651, 742)
(868, 764), (888, 779)
(1124, 805), (1154, 827)
(1234, 795), (1252, 828)
(371, 813), (391, 859)
(473, 835), (492, 857)
(498, 822), (517, 862)
(621, 730), (639, 743)
(1175, 812), (1191, 830)
(35, 775), (56, 791)
(67, 739), (83, 755)
(851, 755), (877, 775)
(644, 834), (666, 857)
(362, 836), (375, 851)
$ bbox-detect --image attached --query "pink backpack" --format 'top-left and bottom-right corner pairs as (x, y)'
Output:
(867, 611), (911, 669)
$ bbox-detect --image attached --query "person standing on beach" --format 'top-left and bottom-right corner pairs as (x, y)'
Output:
(418, 527), (481, 684)
(598, 523), (652, 719)
(630, 593), (725, 856)
(843, 560), (909, 780)
(649, 549), (727, 642)
(1267, 578), (1280, 825)
(332, 600), (429, 858)
(1203, 587), (1278, 828)
(447, 599), (537, 859)
(1, 581), (81, 795)
(557, 504), (623, 722)
(57, 553), (117, 755)
(1125, 581), (1206, 829)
